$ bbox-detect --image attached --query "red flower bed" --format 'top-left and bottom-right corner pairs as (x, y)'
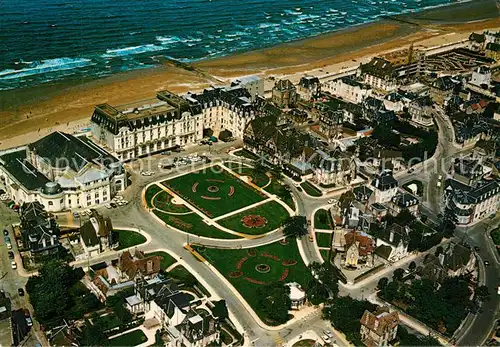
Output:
(244, 277), (265, 285)
(241, 215), (268, 228)
(201, 195), (222, 200)
(236, 256), (248, 270)
(282, 259), (297, 266)
(261, 252), (280, 261)
(192, 182), (199, 193)
(229, 271), (243, 278)
(247, 249), (257, 257)
(228, 186), (235, 196)
(279, 268), (289, 281)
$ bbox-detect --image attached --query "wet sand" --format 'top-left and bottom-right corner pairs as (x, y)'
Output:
(0, 0), (499, 148)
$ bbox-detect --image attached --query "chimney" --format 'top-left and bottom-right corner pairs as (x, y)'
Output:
(389, 228), (394, 243)
(147, 260), (153, 273)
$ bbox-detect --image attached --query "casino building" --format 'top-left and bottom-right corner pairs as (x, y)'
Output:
(0, 131), (126, 212)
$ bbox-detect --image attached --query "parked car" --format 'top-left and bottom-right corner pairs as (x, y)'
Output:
(484, 260), (490, 267)
(11, 260), (17, 269)
(3, 229), (8, 236)
(6, 243), (12, 250)
(110, 202), (118, 208)
(327, 198), (336, 204)
(8, 251), (14, 259)
(323, 330), (334, 339)
(18, 288), (24, 296)
(4, 236), (10, 243)
(24, 310), (32, 327)
(161, 151), (171, 155)
(322, 335), (331, 344)
(73, 211), (79, 218)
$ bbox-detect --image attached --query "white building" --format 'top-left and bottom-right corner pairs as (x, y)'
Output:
(323, 76), (372, 104)
(408, 96), (434, 128)
(91, 91), (204, 161)
(0, 132), (126, 212)
(358, 58), (398, 93)
(286, 282), (306, 310)
(231, 75), (264, 101)
(297, 76), (321, 100)
(470, 66), (491, 88)
(186, 86), (259, 139)
(369, 170), (399, 204)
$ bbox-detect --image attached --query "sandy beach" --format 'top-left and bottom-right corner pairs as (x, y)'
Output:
(1, 0), (499, 149)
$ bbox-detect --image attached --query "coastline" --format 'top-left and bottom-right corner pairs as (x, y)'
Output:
(0, 0), (499, 149)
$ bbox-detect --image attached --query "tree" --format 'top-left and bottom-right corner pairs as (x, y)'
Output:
(372, 125), (401, 148)
(306, 279), (329, 305)
(153, 330), (164, 346)
(434, 246), (444, 257)
(308, 262), (339, 298)
(257, 283), (291, 324)
(322, 296), (376, 343)
(377, 277), (389, 290)
(282, 215), (308, 238)
(78, 320), (108, 346)
(394, 209), (416, 226)
(408, 261), (417, 271)
(440, 207), (458, 238)
(212, 300), (229, 320)
(476, 285), (490, 302)
(393, 268), (405, 282)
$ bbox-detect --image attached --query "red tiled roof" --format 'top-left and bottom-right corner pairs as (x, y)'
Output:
(345, 231), (375, 256)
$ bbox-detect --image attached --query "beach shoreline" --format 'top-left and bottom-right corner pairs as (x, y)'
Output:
(0, 0), (499, 149)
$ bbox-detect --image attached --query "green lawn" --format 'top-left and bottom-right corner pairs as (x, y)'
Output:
(115, 229), (147, 250)
(146, 251), (177, 270)
(315, 232), (332, 248)
(109, 329), (147, 346)
(320, 249), (331, 263)
(233, 148), (259, 160)
(153, 210), (241, 239)
(491, 228), (500, 245)
(314, 209), (333, 229)
(217, 201), (290, 235)
(151, 189), (191, 213)
(162, 165), (266, 217)
(292, 339), (316, 347)
(145, 184), (163, 208)
(264, 177), (295, 211)
(300, 181), (322, 197)
(193, 240), (310, 323)
(169, 265), (211, 297)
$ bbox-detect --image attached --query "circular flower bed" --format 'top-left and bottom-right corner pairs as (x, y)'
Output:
(247, 249), (257, 257)
(229, 271), (243, 278)
(282, 259), (297, 266)
(207, 185), (220, 193)
(241, 215), (268, 228)
(255, 264), (271, 273)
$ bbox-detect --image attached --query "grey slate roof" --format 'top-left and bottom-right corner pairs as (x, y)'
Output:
(0, 149), (50, 191)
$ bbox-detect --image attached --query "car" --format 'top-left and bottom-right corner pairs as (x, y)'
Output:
(484, 260), (490, 266)
(73, 212), (79, 218)
(3, 229), (8, 236)
(6, 243), (12, 250)
(161, 151), (171, 155)
(296, 186), (303, 192)
(0, 189), (5, 194)
(11, 260), (17, 269)
(327, 198), (336, 204)
(437, 181), (441, 187)
(308, 235), (314, 242)
(407, 168), (415, 173)
(140, 171), (152, 176)
(18, 288), (24, 296)
(8, 251), (14, 259)
(4, 236), (10, 243)
(322, 335), (331, 344)
(24, 310), (32, 327)
(323, 330), (334, 339)
(110, 202), (118, 208)
(438, 174), (443, 180)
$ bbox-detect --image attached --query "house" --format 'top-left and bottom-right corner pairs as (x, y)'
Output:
(358, 58), (398, 93)
(173, 311), (220, 347)
(470, 66), (491, 88)
(297, 76), (321, 100)
(323, 76), (372, 104)
(389, 192), (419, 216)
(408, 95), (434, 128)
(272, 79), (298, 108)
(375, 224), (410, 262)
(231, 75), (264, 101)
(485, 42), (500, 61)
(0, 132), (127, 212)
(370, 170), (399, 203)
(430, 76), (457, 105)
(118, 250), (162, 280)
(353, 186), (374, 204)
(372, 149), (403, 172)
(422, 243), (476, 283)
(468, 32), (486, 51)
(319, 110), (344, 140)
(343, 231), (375, 269)
(310, 149), (356, 188)
(88, 263), (135, 301)
(79, 210), (117, 258)
(18, 201), (59, 258)
(360, 308), (399, 347)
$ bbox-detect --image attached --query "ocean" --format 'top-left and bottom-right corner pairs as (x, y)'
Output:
(0, 0), (459, 91)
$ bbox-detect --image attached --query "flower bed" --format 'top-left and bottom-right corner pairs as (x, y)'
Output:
(241, 215), (268, 228)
